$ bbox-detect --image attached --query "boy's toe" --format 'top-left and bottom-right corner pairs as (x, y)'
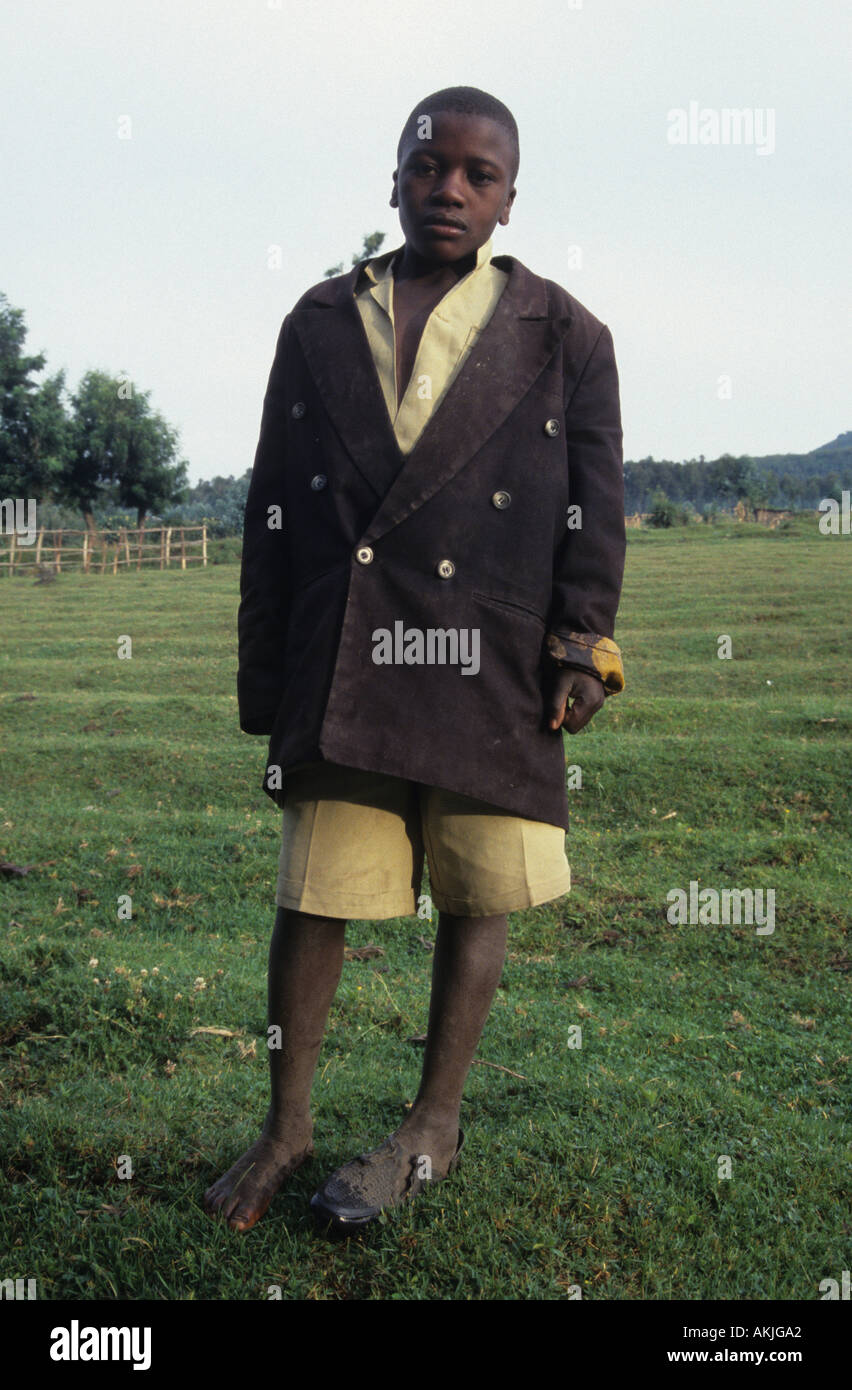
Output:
(203, 1181), (224, 1212)
(225, 1201), (263, 1233)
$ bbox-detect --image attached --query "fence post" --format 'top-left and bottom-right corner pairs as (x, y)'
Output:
(202, 523), (208, 566)
(180, 526), (186, 570)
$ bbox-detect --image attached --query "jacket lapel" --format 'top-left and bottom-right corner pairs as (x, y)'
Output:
(291, 267), (403, 501)
(291, 253), (574, 536)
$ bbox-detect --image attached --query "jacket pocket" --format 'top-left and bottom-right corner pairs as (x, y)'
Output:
(471, 590), (547, 627)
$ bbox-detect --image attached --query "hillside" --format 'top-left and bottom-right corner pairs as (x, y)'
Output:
(623, 433), (852, 515)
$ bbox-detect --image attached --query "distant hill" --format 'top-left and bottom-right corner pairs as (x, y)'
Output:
(753, 432), (852, 480)
(811, 431), (852, 453)
(623, 434), (852, 514)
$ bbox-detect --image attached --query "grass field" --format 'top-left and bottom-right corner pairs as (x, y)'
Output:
(1, 521), (850, 1300)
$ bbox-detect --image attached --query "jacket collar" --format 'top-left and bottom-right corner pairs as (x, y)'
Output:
(291, 250), (573, 540)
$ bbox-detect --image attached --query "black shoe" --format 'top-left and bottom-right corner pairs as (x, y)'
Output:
(310, 1128), (464, 1234)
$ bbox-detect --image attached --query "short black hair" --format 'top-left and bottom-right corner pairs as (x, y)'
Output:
(396, 86), (519, 184)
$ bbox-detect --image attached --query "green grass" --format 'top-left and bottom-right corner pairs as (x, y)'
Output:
(1, 523), (850, 1300)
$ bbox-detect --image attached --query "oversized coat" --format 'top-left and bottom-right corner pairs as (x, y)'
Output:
(237, 250), (626, 831)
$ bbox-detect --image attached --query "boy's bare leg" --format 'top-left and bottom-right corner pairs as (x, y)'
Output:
(392, 911), (508, 1171)
(204, 906), (345, 1231)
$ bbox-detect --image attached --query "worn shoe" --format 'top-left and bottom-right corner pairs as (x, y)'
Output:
(310, 1128), (464, 1234)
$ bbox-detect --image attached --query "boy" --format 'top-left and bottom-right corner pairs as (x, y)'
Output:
(205, 86), (625, 1234)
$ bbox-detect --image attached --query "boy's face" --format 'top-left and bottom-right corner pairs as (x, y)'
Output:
(390, 112), (517, 264)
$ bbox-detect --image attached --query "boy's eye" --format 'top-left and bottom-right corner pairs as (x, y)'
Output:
(409, 163), (494, 183)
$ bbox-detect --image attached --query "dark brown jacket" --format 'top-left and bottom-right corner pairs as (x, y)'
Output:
(237, 250), (625, 830)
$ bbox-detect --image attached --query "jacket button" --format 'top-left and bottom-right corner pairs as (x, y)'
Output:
(291, 401), (307, 419)
(355, 546), (374, 565)
(543, 418), (560, 437)
(436, 559), (455, 579)
(310, 474), (327, 490)
(491, 490), (512, 509)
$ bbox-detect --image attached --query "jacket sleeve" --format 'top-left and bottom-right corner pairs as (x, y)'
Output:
(237, 315), (292, 734)
(546, 322), (626, 695)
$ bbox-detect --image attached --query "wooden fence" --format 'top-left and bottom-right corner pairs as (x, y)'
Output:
(0, 524), (208, 576)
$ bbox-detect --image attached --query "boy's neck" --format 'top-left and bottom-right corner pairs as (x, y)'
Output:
(392, 244), (480, 290)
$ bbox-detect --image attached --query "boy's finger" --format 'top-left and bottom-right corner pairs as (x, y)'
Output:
(548, 700), (595, 733)
(545, 695), (569, 730)
(563, 690), (604, 734)
(563, 700), (590, 733)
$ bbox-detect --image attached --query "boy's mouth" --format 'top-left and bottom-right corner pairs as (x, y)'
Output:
(422, 215), (468, 237)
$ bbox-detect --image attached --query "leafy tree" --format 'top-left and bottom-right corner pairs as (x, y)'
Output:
(62, 370), (188, 532)
(160, 471), (250, 536)
(324, 231), (387, 279)
(0, 292), (69, 499)
(713, 454), (750, 503)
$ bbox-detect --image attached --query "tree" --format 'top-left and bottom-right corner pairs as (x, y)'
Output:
(0, 292), (69, 499)
(324, 230), (387, 279)
(115, 403), (189, 530)
(713, 454), (749, 504)
(62, 371), (188, 532)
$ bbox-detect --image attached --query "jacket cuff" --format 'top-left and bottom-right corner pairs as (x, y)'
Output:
(545, 631), (625, 695)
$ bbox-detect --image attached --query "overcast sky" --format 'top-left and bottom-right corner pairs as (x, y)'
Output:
(1, 0), (848, 485)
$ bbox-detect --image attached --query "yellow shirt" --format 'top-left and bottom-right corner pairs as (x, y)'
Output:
(354, 238), (509, 454)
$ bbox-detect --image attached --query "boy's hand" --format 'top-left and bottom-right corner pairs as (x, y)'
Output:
(543, 668), (605, 734)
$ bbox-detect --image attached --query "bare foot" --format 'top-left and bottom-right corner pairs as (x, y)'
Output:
(204, 1125), (313, 1232)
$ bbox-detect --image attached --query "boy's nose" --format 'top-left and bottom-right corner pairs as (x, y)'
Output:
(430, 179), (465, 205)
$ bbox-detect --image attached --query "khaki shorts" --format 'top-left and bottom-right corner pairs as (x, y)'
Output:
(275, 760), (571, 919)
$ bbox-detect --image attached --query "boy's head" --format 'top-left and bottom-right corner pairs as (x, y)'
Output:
(390, 86), (518, 264)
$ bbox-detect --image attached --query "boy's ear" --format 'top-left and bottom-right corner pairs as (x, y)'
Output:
(389, 169), (399, 208)
(498, 186), (517, 227)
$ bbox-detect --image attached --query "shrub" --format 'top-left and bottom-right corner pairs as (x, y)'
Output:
(648, 491), (691, 528)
